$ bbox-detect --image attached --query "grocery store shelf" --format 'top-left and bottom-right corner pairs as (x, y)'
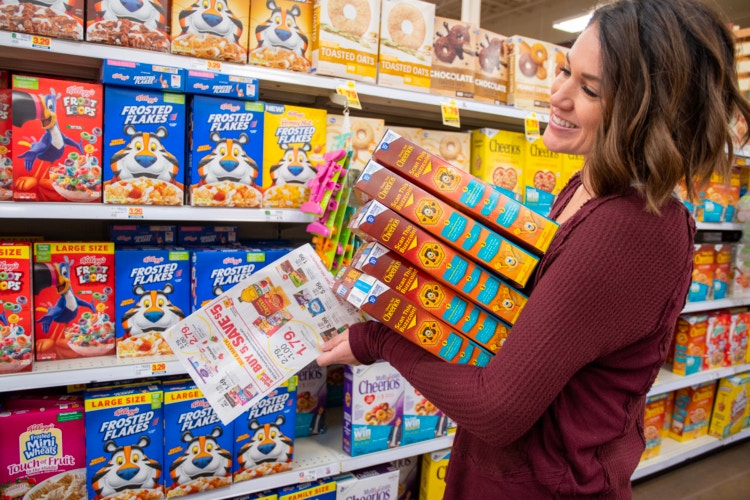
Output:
(649, 363), (750, 397)
(681, 297), (750, 314)
(694, 221), (745, 231)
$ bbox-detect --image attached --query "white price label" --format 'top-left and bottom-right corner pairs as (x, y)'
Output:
(265, 209), (284, 222)
(297, 464), (336, 482)
(10, 32), (52, 50)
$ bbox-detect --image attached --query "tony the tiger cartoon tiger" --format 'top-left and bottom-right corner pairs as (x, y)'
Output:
(178, 0), (244, 44)
(255, 0), (309, 58)
(91, 0), (167, 30)
(269, 142), (315, 186)
(168, 427), (232, 487)
(121, 284), (186, 338)
(92, 437), (161, 500)
(109, 125), (182, 186)
(198, 132), (258, 185)
(236, 416), (293, 471)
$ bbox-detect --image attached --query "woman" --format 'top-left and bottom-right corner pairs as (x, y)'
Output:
(317, 0), (750, 497)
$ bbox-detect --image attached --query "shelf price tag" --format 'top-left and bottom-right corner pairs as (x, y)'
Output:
(10, 32), (52, 50)
(298, 464), (337, 482)
(441, 99), (460, 128)
(135, 362), (168, 376)
(264, 209), (285, 222)
(525, 113), (541, 143)
(127, 207), (145, 219)
(336, 81), (362, 110)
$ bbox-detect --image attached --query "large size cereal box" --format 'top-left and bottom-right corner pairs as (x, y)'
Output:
(295, 362), (327, 437)
(0, 242), (33, 374)
(12, 75), (103, 202)
(312, 0), (380, 83)
(163, 380), (233, 497)
(262, 103), (326, 208)
(473, 28), (508, 105)
(0, 404), (86, 500)
(709, 372), (750, 439)
(430, 17), (476, 99)
(103, 86), (186, 205)
(171, 0), (250, 62)
(189, 96), (264, 207)
(249, 0), (314, 72)
(471, 129), (525, 201)
(523, 137), (563, 217)
(87, 0), (171, 52)
(33, 242), (116, 361)
(115, 248), (190, 358)
(0, 88), (10, 200)
(85, 382), (164, 500)
(0, 0), (84, 40)
(326, 114), (385, 174)
(418, 129), (470, 172)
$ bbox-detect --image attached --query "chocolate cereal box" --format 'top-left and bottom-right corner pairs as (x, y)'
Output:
(0, 87), (10, 200)
(473, 28), (509, 105)
(0, 242), (33, 374)
(249, 0), (314, 72)
(0, 0), (84, 40)
(295, 362), (327, 437)
(87, 0), (171, 52)
(471, 128), (525, 202)
(103, 86), (186, 205)
(430, 17), (476, 99)
(171, 0), (249, 62)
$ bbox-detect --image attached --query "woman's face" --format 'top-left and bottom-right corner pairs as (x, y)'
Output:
(543, 25), (604, 159)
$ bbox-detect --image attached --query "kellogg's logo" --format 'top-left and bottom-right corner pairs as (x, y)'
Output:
(135, 94), (159, 104)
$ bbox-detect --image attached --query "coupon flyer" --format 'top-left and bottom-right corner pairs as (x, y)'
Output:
(163, 244), (363, 424)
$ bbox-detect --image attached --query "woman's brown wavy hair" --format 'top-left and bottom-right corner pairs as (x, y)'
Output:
(587, 0), (750, 214)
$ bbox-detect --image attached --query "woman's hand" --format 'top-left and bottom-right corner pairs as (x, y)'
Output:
(316, 329), (361, 367)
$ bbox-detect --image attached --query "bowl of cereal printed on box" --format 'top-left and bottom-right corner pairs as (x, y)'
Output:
(65, 312), (115, 356)
(48, 156), (102, 202)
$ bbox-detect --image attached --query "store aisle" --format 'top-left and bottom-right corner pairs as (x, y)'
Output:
(631, 440), (750, 499)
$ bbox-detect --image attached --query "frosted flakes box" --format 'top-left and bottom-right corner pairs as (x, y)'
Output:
(471, 129), (525, 202)
(84, 382), (164, 500)
(295, 362), (327, 437)
(0, 405), (86, 500)
(0, 0), (84, 40)
(177, 225), (237, 246)
(163, 380), (233, 497)
(473, 28), (508, 105)
(171, 0), (249, 62)
(430, 17), (476, 99)
(103, 86), (186, 205)
(87, 0), (170, 52)
(248, 0), (314, 73)
(33, 242), (116, 361)
(184, 70), (259, 100)
(401, 378), (450, 445)
(189, 96), (264, 207)
(12, 75), (103, 202)
(0, 88), (10, 200)
(110, 224), (177, 246)
(523, 137), (563, 218)
(0, 242), (33, 374)
(101, 60), (184, 92)
(115, 248), (190, 358)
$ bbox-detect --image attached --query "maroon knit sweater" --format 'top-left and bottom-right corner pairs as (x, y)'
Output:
(348, 173), (695, 498)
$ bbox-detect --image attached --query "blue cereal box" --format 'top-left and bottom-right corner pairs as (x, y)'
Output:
(189, 96), (264, 207)
(233, 378), (297, 482)
(278, 478), (336, 500)
(103, 86), (186, 205)
(295, 362), (327, 437)
(115, 248), (190, 357)
(84, 382), (164, 500)
(178, 225), (238, 246)
(163, 380), (233, 497)
(401, 379), (451, 445)
(185, 70), (259, 100)
(102, 60), (185, 92)
(110, 225), (177, 246)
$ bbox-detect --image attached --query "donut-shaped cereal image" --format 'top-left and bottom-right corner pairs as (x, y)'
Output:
(439, 135), (461, 161)
(327, 0), (372, 38)
(352, 120), (374, 150)
(518, 52), (537, 78)
(387, 3), (427, 50)
(536, 65), (547, 80)
(530, 42), (548, 65)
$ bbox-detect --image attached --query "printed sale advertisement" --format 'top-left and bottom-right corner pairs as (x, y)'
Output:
(163, 244), (362, 424)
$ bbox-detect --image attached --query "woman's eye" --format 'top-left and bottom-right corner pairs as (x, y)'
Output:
(583, 86), (600, 98)
(560, 66), (571, 77)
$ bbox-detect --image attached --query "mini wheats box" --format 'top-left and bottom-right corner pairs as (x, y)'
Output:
(189, 96), (264, 207)
(0, 88), (11, 200)
(0, 242), (33, 374)
(249, 0), (313, 72)
(171, 0), (250, 62)
(0, 0), (84, 40)
(87, 0), (171, 52)
(33, 242), (116, 361)
(85, 383), (164, 500)
(12, 75), (103, 202)
(115, 248), (190, 358)
(103, 86), (186, 205)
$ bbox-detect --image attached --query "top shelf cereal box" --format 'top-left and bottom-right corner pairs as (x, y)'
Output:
(0, 0), (84, 40)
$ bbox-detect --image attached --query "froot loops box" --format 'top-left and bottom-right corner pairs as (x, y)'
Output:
(12, 75), (103, 202)
(33, 242), (116, 361)
(0, 88), (10, 200)
(0, 242), (33, 374)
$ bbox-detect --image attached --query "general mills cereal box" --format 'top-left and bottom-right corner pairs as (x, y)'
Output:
(295, 362), (327, 437)
(0, 0), (84, 40)
(184, 70), (259, 100)
(335, 465), (400, 500)
(696, 172), (728, 223)
(84, 382), (164, 500)
(101, 60), (184, 92)
(419, 449), (449, 500)
(110, 224), (177, 246)
(12, 75), (103, 202)
(0, 88), (10, 200)
(561, 153), (584, 188)
(709, 372), (750, 439)
(705, 310), (732, 370)
(669, 381), (717, 442)
(388, 457), (420, 500)
(641, 393), (669, 461)
(326, 115), (385, 174)
(33, 242), (116, 361)
(506, 35), (559, 114)
(171, 0), (249, 62)
(729, 309), (749, 365)
(0, 242), (33, 374)
(523, 138), (562, 218)
(430, 17), (476, 99)
(418, 129), (470, 172)
(714, 243), (732, 300)
(470, 129), (524, 202)
(0, 404), (86, 500)
(689, 244), (716, 302)
(249, 0), (314, 72)
(103, 86), (186, 205)
(671, 314), (707, 376)
(473, 28), (508, 105)
(731, 243), (750, 298)
(189, 96), (264, 207)
(87, 0), (170, 52)
(115, 248), (190, 358)
(401, 378), (450, 445)
(163, 380), (233, 497)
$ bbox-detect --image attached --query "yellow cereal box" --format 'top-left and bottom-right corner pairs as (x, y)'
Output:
(561, 153), (584, 189)
(171, 0), (250, 63)
(419, 449), (450, 500)
(430, 17), (477, 99)
(523, 137), (563, 217)
(641, 393), (669, 461)
(417, 129), (471, 171)
(249, 0), (314, 72)
(709, 372), (750, 439)
(669, 381), (717, 442)
(326, 115), (385, 172)
(471, 129), (525, 201)
(473, 28), (508, 105)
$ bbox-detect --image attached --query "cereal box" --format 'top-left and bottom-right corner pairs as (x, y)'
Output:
(671, 314), (707, 376)
(0, 88), (10, 200)
(663, 391), (675, 436)
(326, 363), (345, 406)
(419, 449), (449, 500)
(278, 478), (336, 500)
(326, 114), (385, 173)
(87, 0), (170, 52)
(388, 457), (420, 500)
(0, 405), (86, 500)
(184, 70), (259, 100)
(33, 242), (116, 361)
(171, 0), (250, 62)
(523, 137), (563, 217)
(473, 28), (508, 105)
(249, 0), (314, 72)
(705, 311), (732, 370)
(418, 129), (471, 172)
(163, 380), (233, 497)
(725, 167), (742, 222)
(343, 362), (404, 456)
(84, 382), (164, 500)
(233, 378), (297, 482)
(387, 126), (421, 144)
(731, 243), (750, 298)
(262, 103), (326, 208)
(0, 242), (33, 374)
(295, 362), (327, 437)
(3, 393), (82, 409)
(377, 0), (434, 93)
(506, 35), (560, 114)
(641, 393), (669, 461)
(110, 224), (177, 246)
(561, 153), (584, 189)
(0, 0), (84, 40)
(115, 248), (190, 358)
(708, 372), (750, 439)
(669, 381), (717, 442)
(696, 172), (728, 222)
(335, 465), (400, 499)
(189, 96), (264, 207)
(12, 75), (103, 202)
(311, 0), (381, 83)
(729, 309), (749, 365)
(714, 243), (733, 300)
(430, 17), (476, 99)
(689, 243), (716, 302)
(101, 60), (184, 92)
(103, 86), (186, 205)
(470, 128), (525, 201)
(401, 378), (450, 445)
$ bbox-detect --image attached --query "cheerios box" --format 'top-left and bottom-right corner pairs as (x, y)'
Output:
(114, 247), (190, 358)
(0, 0), (84, 40)
(523, 137), (563, 218)
(188, 96), (264, 207)
(33, 242), (116, 361)
(261, 103), (326, 208)
(690, 243), (716, 302)
(401, 378), (451, 445)
(101, 60), (184, 91)
(470, 129), (525, 202)
(709, 372), (750, 439)
(248, 0), (314, 72)
(163, 380), (233, 498)
(0, 404), (86, 500)
(0, 88), (11, 201)
(641, 393), (669, 461)
(0, 242), (33, 374)
(233, 378), (297, 483)
(418, 129), (471, 172)
(12, 75), (103, 202)
(335, 465), (400, 500)
(671, 314), (707, 376)
(473, 28), (509, 105)
(171, 0), (250, 63)
(87, 0), (171, 52)
(295, 362), (327, 437)
(506, 35), (560, 114)
(419, 448), (450, 500)
(388, 457), (420, 500)
(185, 70), (259, 100)
(669, 381), (717, 442)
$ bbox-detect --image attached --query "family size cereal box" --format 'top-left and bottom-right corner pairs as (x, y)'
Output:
(389, 457), (420, 500)
(524, 137), (563, 217)
(689, 244), (716, 302)
(729, 309), (749, 365)
(262, 103), (326, 208)
(709, 372), (750, 439)
(163, 380), (233, 497)
(312, 0), (381, 83)
(0, 242), (33, 374)
(171, 0), (250, 62)
(115, 248), (190, 358)
(189, 96), (264, 207)
(506, 35), (559, 114)
(335, 465), (400, 500)
(85, 382), (164, 500)
(401, 378), (450, 445)
(12, 75), (103, 202)
(419, 449), (449, 500)
(714, 243), (733, 300)
(430, 17), (476, 99)
(0, 87), (10, 200)
(470, 129), (525, 202)
(101, 60), (184, 92)
(233, 378), (297, 482)
(641, 393), (669, 461)
(0, 0), (84, 40)
(87, 0), (171, 52)
(671, 314), (707, 376)
(377, 0), (434, 93)
(418, 129), (471, 172)
(33, 242), (116, 361)
(184, 70), (259, 100)
(0, 404), (86, 500)
(103, 86), (186, 205)
(278, 478), (336, 500)
(669, 381), (717, 442)
(295, 362), (327, 437)
(110, 224), (177, 246)
(326, 114), (385, 174)
(473, 28), (509, 105)
(249, 0), (313, 72)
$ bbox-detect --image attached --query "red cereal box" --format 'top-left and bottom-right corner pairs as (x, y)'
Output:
(86, 0), (171, 52)
(0, 87), (10, 200)
(33, 242), (115, 361)
(0, 242), (33, 374)
(0, 0), (84, 40)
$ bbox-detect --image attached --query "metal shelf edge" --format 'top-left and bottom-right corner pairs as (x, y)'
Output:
(649, 363), (750, 397)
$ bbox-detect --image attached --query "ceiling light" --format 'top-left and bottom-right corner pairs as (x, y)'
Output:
(553, 12), (593, 33)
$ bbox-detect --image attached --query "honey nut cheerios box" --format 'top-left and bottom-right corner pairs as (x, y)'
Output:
(33, 242), (116, 362)
(708, 372), (750, 439)
(171, 0), (250, 63)
(12, 75), (103, 203)
(430, 17), (477, 100)
(295, 362), (327, 437)
(671, 314), (708, 376)
(0, 87), (10, 200)
(641, 393), (669, 461)
(471, 128), (525, 202)
(523, 137), (563, 218)
(0, 242), (33, 374)
(249, 0), (314, 72)
(669, 381), (717, 442)
(473, 28), (509, 105)
(418, 129), (471, 172)
(87, 0), (171, 52)
(0, 0), (84, 40)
